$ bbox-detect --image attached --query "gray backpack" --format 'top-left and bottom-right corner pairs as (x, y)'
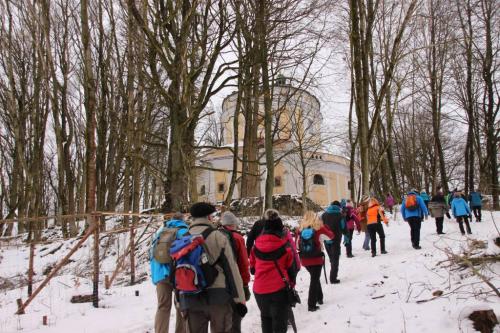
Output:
(153, 228), (181, 264)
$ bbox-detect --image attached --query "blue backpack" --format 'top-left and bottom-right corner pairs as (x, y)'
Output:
(169, 227), (218, 295)
(299, 228), (321, 258)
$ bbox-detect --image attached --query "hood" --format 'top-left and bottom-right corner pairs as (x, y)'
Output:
(325, 204), (341, 214)
(255, 234), (287, 253)
(165, 219), (188, 229)
(407, 191), (419, 195)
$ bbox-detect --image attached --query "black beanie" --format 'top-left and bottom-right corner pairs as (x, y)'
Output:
(264, 217), (284, 232)
(190, 202), (216, 218)
(332, 200), (340, 206)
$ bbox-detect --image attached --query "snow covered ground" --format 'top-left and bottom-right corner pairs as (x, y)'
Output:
(1, 212), (499, 333)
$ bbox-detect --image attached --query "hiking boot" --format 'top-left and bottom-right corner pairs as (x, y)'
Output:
(371, 253), (376, 257)
(347, 254), (354, 258)
(381, 250), (388, 254)
(318, 300), (324, 305)
(331, 279), (340, 284)
(308, 305), (320, 312)
(412, 245), (421, 250)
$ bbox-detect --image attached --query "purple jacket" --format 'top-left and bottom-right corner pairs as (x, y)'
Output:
(385, 195), (395, 208)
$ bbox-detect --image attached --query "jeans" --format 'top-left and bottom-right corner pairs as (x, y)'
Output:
(155, 280), (187, 333)
(407, 217), (422, 247)
(435, 217), (444, 234)
(456, 216), (472, 234)
(363, 232), (370, 250)
(255, 289), (289, 333)
(472, 206), (482, 222)
(324, 238), (341, 282)
(305, 265), (323, 308)
(367, 222), (386, 255)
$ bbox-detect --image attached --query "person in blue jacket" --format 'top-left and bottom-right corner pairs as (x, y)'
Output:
(451, 192), (472, 235)
(150, 213), (189, 333)
(468, 188), (483, 222)
(420, 190), (430, 208)
(401, 189), (429, 250)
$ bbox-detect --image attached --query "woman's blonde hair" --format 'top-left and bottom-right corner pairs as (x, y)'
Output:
(299, 211), (322, 231)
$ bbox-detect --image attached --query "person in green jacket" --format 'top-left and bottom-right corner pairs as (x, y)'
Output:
(420, 190), (430, 209)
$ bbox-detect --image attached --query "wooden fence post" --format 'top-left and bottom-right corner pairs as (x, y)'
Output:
(28, 242), (35, 297)
(129, 221), (135, 285)
(92, 213), (99, 308)
(15, 223), (95, 315)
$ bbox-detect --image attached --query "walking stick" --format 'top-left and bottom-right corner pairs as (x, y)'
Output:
(288, 307), (298, 333)
(322, 253), (328, 284)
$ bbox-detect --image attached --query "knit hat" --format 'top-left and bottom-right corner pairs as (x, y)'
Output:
(360, 195), (370, 204)
(190, 202), (216, 218)
(264, 217), (284, 232)
(221, 212), (239, 226)
(263, 209), (280, 221)
(332, 200), (341, 206)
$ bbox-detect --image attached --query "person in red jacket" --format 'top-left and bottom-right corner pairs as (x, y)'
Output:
(297, 211), (334, 311)
(250, 215), (296, 333)
(220, 212), (251, 333)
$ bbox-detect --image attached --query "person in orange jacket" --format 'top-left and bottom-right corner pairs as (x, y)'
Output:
(366, 197), (388, 257)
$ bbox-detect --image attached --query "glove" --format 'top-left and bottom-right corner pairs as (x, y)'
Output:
(233, 303), (248, 318)
(243, 285), (251, 301)
(250, 267), (255, 275)
(446, 212), (451, 219)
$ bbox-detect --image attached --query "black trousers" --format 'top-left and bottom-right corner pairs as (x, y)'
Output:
(407, 217), (422, 246)
(305, 265), (323, 308)
(472, 206), (482, 222)
(345, 229), (354, 256)
(367, 222), (385, 254)
(435, 217), (444, 234)
(255, 289), (289, 333)
(231, 311), (242, 333)
(456, 216), (472, 234)
(324, 238), (341, 282)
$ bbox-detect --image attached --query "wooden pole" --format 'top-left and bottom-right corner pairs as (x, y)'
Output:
(92, 214), (99, 308)
(104, 275), (110, 290)
(129, 221), (135, 285)
(16, 299), (24, 315)
(15, 224), (95, 314)
(42, 315), (48, 325)
(28, 242), (35, 297)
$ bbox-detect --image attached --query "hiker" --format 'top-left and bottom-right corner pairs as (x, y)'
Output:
(173, 202), (246, 333)
(150, 213), (189, 333)
(297, 211), (334, 311)
(357, 196), (371, 251)
(220, 212), (252, 333)
(428, 191), (450, 235)
(468, 188), (483, 222)
(385, 193), (395, 214)
(420, 190), (430, 209)
(250, 213), (298, 333)
(344, 200), (361, 258)
(401, 190), (429, 250)
(246, 212), (267, 255)
(321, 201), (346, 283)
(366, 197), (389, 257)
(451, 192), (473, 235)
(447, 188), (458, 207)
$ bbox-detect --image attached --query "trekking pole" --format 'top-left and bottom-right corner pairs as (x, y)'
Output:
(322, 253), (328, 284)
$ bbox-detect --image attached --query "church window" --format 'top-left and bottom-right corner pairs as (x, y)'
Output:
(200, 185), (206, 195)
(313, 174), (325, 185)
(218, 182), (225, 193)
(275, 176), (282, 187)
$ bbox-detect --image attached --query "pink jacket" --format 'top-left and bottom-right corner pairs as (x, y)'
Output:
(345, 206), (361, 231)
(385, 195), (395, 208)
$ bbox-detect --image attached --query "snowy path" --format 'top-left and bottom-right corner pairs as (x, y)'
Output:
(1, 213), (499, 333)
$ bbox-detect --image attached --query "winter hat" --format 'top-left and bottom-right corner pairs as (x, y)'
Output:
(332, 200), (341, 206)
(263, 209), (280, 221)
(346, 200), (353, 208)
(264, 216), (284, 233)
(190, 202), (216, 218)
(421, 189), (426, 193)
(221, 212), (239, 226)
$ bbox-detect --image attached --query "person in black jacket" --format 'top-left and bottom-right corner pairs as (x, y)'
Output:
(321, 201), (345, 284)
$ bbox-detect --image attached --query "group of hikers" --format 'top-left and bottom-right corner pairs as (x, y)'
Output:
(149, 188), (485, 333)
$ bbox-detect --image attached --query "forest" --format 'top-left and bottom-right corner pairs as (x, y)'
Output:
(0, 0), (498, 239)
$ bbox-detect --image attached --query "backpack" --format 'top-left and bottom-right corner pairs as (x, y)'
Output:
(298, 228), (321, 258)
(169, 228), (219, 295)
(152, 227), (185, 264)
(405, 194), (419, 211)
